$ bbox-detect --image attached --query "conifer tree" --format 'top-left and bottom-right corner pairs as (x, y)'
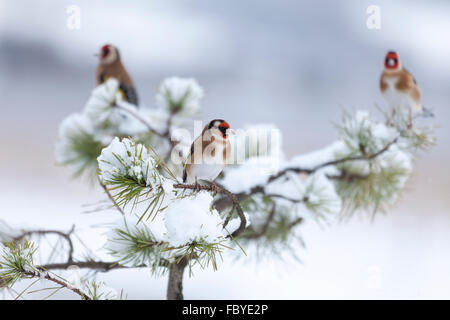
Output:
(0, 77), (435, 300)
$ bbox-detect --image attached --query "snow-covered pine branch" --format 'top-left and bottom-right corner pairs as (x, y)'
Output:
(216, 109), (434, 251)
(0, 239), (127, 300)
(156, 77), (204, 120)
(98, 137), (248, 273)
(55, 77), (204, 179)
(3, 74), (433, 300)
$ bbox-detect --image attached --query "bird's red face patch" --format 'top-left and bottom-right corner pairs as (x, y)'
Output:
(101, 45), (111, 58)
(218, 121), (230, 138)
(219, 122), (230, 129)
(385, 51), (399, 69)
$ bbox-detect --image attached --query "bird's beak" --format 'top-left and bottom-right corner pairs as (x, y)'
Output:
(228, 129), (236, 136)
(94, 53), (99, 57)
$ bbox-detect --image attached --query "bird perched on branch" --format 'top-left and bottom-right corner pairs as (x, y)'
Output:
(380, 50), (433, 126)
(95, 44), (139, 105)
(183, 119), (232, 193)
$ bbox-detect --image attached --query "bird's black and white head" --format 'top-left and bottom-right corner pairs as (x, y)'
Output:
(206, 119), (231, 140)
(98, 44), (119, 65)
(384, 50), (401, 71)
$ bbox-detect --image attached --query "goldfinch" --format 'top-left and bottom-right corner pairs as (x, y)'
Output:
(95, 44), (139, 105)
(183, 119), (231, 191)
(380, 51), (433, 124)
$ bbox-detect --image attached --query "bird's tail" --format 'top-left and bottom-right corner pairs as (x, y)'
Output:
(182, 168), (187, 183)
(421, 106), (435, 118)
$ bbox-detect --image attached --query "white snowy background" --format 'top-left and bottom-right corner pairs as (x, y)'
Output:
(1, 0), (450, 299)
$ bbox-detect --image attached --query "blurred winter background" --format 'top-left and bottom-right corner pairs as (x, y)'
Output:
(1, 0), (450, 299)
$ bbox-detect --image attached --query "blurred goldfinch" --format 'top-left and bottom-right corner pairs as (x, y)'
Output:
(95, 44), (139, 105)
(380, 50), (433, 124)
(183, 119), (231, 191)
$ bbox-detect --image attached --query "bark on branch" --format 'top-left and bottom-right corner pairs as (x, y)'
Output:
(39, 260), (135, 272)
(166, 183), (248, 300)
(166, 257), (188, 300)
(23, 270), (91, 300)
(267, 138), (398, 184)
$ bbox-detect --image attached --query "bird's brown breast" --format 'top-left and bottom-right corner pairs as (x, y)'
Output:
(186, 134), (231, 169)
(380, 68), (417, 93)
(380, 68), (421, 104)
(95, 60), (134, 87)
(95, 60), (138, 104)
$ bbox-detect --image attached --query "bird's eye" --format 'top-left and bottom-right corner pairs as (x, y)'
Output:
(218, 126), (227, 134)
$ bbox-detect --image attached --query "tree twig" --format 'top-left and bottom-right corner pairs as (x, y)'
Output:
(22, 270), (91, 300)
(14, 228), (75, 264)
(114, 103), (164, 138)
(166, 257), (188, 300)
(267, 138), (398, 184)
(38, 260), (136, 272)
(99, 180), (125, 216)
(243, 203), (277, 240)
(162, 183), (248, 300)
(220, 138), (400, 206)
